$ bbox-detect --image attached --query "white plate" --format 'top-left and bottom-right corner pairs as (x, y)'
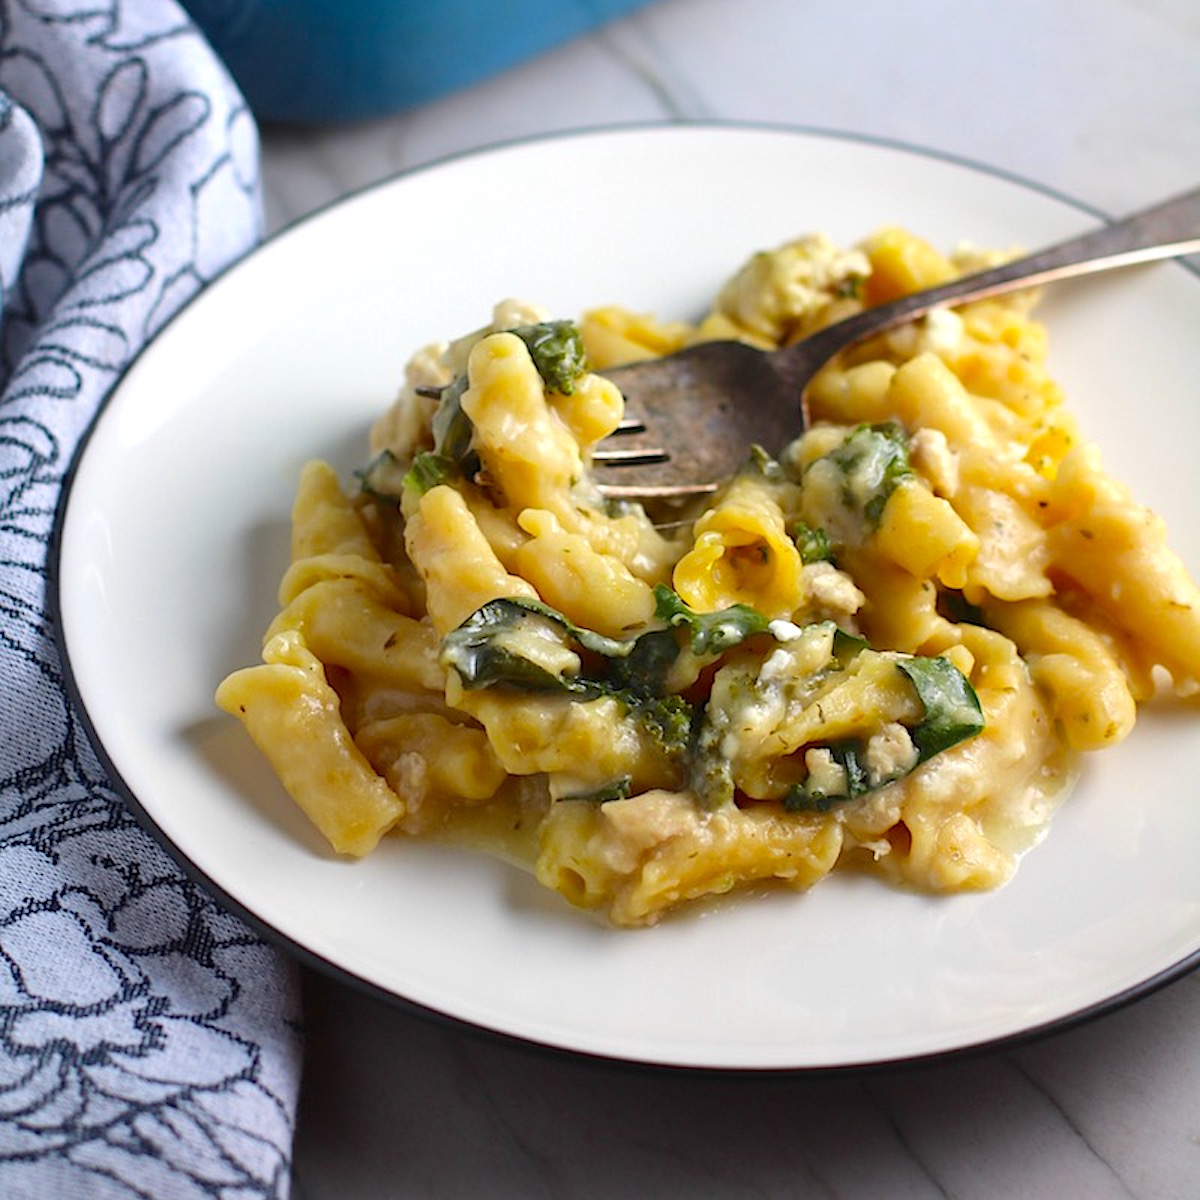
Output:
(56, 125), (1200, 1071)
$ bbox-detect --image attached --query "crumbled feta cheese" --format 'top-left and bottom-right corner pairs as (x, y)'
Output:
(768, 618), (805, 642)
(909, 428), (960, 497)
(758, 647), (794, 684)
(805, 747), (848, 797)
(922, 306), (964, 357)
(864, 722), (920, 788)
(721, 693), (782, 760)
(804, 561), (865, 615)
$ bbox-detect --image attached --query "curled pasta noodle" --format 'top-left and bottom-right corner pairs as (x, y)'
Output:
(514, 508), (657, 638)
(292, 459), (383, 562)
(874, 479), (978, 589)
(268, 577), (445, 695)
(404, 483), (538, 635)
(861, 227), (956, 303)
(1043, 445), (1200, 691)
(215, 631), (406, 856)
(278, 553), (413, 612)
(355, 712), (506, 833)
(954, 483), (1053, 602)
(448, 689), (681, 801)
(885, 353), (996, 448)
(982, 597), (1137, 749)
(536, 791), (844, 927)
(673, 473), (804, 617)
(460, 332), (583, 515)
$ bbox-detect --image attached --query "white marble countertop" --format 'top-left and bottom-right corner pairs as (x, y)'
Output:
(260, 1), (1200, 1195)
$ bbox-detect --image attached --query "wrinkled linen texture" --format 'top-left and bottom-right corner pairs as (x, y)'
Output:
(0, 1), (301, 1196)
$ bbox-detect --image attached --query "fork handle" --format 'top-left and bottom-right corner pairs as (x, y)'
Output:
(798, 185), (1200, 359)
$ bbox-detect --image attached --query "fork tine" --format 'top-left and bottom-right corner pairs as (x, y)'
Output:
(599, 481), (719, 500)
(611, 416), (647, 434)
(592, 446), (671, 465)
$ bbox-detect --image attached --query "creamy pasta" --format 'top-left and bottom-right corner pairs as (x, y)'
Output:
(216, 226), (1200, 926)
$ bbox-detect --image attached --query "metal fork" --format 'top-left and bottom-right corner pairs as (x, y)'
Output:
(592, 186), (1200, 501)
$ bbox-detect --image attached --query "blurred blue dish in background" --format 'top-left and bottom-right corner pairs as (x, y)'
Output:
(181, 0), (655, 124)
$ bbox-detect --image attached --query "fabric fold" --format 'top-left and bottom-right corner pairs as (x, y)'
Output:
(0, 2), (301, 1196)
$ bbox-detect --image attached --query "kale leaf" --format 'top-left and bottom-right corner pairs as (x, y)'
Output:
(653, 584), (770, 655)
(510, 320), (589, 395)
(831, 422), (914, 526)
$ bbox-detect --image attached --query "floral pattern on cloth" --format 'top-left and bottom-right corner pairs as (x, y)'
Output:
(0, 1), (301, 1196)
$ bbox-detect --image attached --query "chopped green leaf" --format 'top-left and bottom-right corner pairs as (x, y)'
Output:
(793, 520), (833, 564)
(896, 655), (985, 762)
(559, 776), (633, 803)
(606, 627), (683, 699)
(830, 625), (870, 665)
(356, 449), (409, 503)
(832, 273), (866, 300)
(830, 422), (913, 526)
(396, 372), (481, 489)
(653, 584), (770, 655)
(441, 600), (597, 695)
(748, 444), (786, 480)
(510, 320), (588, 395)
(402, 451), (455, 495)
(430, 374), (474, 463)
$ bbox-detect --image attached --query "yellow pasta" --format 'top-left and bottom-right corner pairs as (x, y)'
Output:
(514, 508), (657, 637)
(215, 631), (406, 855)
(982, 597), (1137, 749)
(217, 224), (1199, 926)
(861, 227), (956, 303)
(536, 791), (844, 927)
(886, 353), (996, 448)
(1042, 445), (1200, 689)
(291, 459), (383, 562)
(672, 473), (804, 617)
(403, 483), (538, 635)
(267, 577), (444, 695)
(354, 712), (506, 833)
(874, 479), (978, 588)
(954, 482), (1054, 602)
(459, 332), (583, 515)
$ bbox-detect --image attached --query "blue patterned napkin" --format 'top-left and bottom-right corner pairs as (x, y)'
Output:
(0, 2), (301, 1195)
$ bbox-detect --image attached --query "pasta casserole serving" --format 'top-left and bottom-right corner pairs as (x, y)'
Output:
(216, 226), (1200, 926)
